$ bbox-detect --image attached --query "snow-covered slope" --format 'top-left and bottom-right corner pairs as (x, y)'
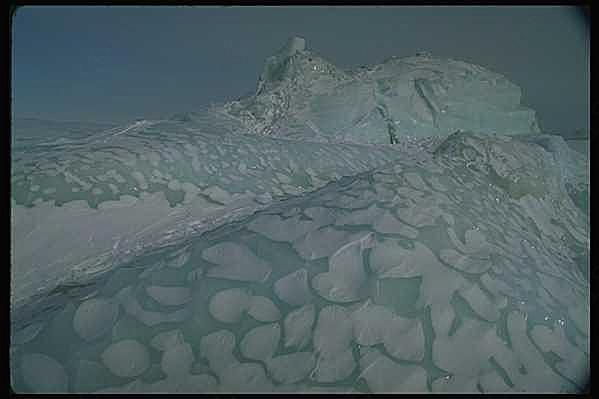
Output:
(11, 121), (428, 310)
(218, 37), (540, 143)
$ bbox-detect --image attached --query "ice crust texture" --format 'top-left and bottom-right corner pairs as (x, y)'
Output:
(11, 37), (588, 393)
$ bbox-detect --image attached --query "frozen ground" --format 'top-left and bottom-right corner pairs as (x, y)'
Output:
(10, 38), (589, 393)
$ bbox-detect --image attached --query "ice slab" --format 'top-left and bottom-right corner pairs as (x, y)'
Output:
(218, 362), (273, 392)
(266, 351), (316, 384)
(202, 242), (272, 283)
(240, 323), (281, 362)
(293, 227), (367, 261)
(283, 303), (316, 349)
(161, 341), (194, 376)
(150, 329), (186, 352)
(20, 353), (69, 392)
(116, 286), (192, 327)
(312, 232), (374, 302)
(199, 330), (237, 375)
(311, 305), (355, 382)
(351, 300), (425, 361)
(72, 297), (119, 341)
(247, 296), (281, 322)
(273, 269), (312, 307)
(358, 347), (427, 392)
(101, 339), (150, 378)
(208, 288), (252, 324)
(146, 286), (192, 306)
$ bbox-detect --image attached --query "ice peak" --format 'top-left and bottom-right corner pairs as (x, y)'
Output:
(281, 36), (306, 57)
(256, 36), (343, 95)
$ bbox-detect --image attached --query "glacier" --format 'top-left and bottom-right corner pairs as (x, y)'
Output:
(10, 37), (588, 393)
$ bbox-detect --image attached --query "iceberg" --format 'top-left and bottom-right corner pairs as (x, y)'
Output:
(10, 37), (588, 393)
(220, 37), (540, 143)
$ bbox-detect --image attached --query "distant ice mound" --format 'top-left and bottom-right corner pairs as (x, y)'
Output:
(219, 36), (540, 143)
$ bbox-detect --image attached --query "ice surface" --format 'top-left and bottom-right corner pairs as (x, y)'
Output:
(11, 128), (589, 392)
(145, 285), (192, 306)
(293, 227), (367, 260)
(11, 321), (45, 346)
(150, 329), (185, 351)
(101, 339), (150, 378)
(273, 269), (312, 307)
(248, 213), (322, 242)
(72, 297), (119, 341)
(202, 242), (272, 282)
(161, 341), (194, 376)
(358, 347), (428, 392)
(20, 353), (69, 392)
(208, 287), (252, 323)
(311, 305), (355, 382)
(218, 362), (273, 392)
(199, 330), (237, 375)
(246, 296), (281, 322)
(283, 303), (316, 349)
(10, 37), (588, 393)
(312, 232), (374, 302)
(11, 120), (403, 309)
(266, 351), (316, 384)
(240, 323), (281, 362)
(351, 299), (425, 361)
(115, 285), (192, 326)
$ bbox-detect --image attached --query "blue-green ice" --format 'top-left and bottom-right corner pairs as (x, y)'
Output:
(10, 37), (589, 393)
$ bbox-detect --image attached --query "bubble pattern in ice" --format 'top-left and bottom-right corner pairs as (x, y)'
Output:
(11, 130), (588, 393)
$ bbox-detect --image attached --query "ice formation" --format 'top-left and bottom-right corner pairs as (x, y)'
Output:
(221, 37), (540, 143)
(11, 37), (588, 393)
